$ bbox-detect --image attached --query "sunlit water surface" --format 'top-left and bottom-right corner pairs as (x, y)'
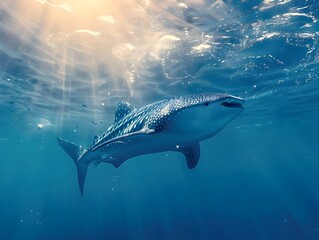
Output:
(1, 0), (319, 239)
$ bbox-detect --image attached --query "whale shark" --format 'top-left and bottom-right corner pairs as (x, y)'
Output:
(58, 93), (244, 195)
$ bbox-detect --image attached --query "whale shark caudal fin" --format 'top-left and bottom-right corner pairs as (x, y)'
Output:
(57, 137), (88, 196)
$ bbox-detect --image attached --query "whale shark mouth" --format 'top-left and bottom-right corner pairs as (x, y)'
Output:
(221, 99), (244, 109)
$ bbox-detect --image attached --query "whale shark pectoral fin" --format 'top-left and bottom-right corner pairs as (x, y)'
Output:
(180, 143), (200, 169)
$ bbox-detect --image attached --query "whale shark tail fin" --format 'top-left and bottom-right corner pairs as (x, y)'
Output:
(57, 137), (88, 196)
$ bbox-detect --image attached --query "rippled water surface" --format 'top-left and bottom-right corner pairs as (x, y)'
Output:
(1, 0), (319, 239)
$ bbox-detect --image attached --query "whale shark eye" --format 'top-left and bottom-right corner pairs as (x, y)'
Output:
(204, 102), (209, 106)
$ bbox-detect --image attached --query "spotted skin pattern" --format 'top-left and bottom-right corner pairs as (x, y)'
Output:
(89, 93), (231, 151)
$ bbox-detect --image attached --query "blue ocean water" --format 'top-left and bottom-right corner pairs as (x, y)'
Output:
(1, 0), (319, 239)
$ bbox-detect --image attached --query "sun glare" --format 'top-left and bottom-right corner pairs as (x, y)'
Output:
(25, 1), (154, 95)
(2, 0), (198, 121)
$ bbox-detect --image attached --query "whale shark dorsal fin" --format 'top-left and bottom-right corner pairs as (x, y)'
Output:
(179, 143), (200, 169)
(114, 101), (136, 123)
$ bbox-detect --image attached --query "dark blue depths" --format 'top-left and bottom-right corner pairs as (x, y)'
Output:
(0, 118), (319, 240)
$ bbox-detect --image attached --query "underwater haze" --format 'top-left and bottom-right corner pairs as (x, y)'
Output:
(1, 0), (319, 239)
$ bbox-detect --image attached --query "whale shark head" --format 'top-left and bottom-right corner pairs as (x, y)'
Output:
(154, 93), (245, 141)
